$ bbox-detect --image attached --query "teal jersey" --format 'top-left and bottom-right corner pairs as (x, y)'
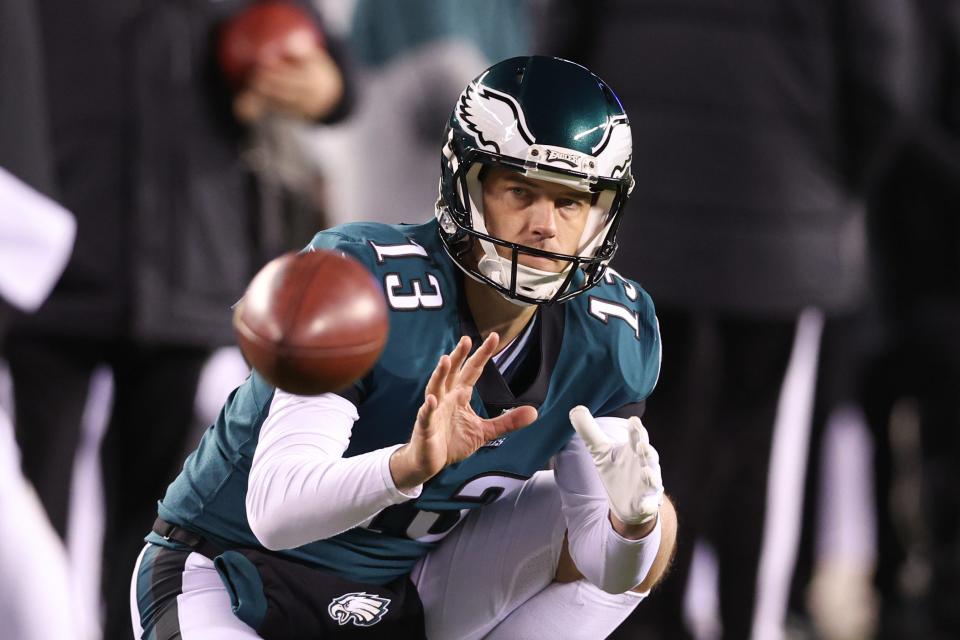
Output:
(152, 220), (660, 584)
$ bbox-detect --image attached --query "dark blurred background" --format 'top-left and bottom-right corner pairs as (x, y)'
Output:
(1, 1), (958, 639)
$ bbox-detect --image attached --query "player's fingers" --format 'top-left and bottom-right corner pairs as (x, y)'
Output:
(484, 405), (537, 439)
(425, 354), (450, 401)
(627, 418), (643, 453)
(458, 332), (499, 387)
(445, 336), (471, 391)
(649, 466), (663, 490)
(569, 406), (611, 456)
(415, 394), (438, 430)
(627, 416), (658, 465)
(644, 441), (660, 468)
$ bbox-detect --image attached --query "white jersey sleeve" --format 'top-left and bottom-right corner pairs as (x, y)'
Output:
(246, 390), (422, 550)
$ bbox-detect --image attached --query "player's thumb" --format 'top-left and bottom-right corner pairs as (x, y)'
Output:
(569, 406), (610, 456)
(489, 405), (538, 437)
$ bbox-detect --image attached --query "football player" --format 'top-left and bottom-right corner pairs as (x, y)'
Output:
(132, 56), (676, 639)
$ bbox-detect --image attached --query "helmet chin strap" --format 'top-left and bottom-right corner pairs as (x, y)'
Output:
(476, 253), (572, 304)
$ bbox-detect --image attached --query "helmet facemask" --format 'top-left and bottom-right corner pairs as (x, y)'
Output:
(441, 154), (626, 305)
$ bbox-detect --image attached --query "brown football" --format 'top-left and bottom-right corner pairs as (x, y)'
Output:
(218, 1), (325, 89)
(233, 250), (388, 395)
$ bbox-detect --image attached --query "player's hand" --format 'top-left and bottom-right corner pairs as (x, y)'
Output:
(233, 33), (343, 123)
(569, 406), (663, 527)
(391, 334), (538, 490)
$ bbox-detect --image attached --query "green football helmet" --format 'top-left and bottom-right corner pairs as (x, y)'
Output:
(436, 56), (634, 305)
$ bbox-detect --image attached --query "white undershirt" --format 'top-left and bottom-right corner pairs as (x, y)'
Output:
(247, 391), (420, 550)
(246, 336), (660, 592)
(490, 312), (538, 372)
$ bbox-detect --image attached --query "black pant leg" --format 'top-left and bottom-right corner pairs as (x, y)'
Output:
(5, 335), (98, 536)
(710, 316), (797, 640)
(100, 342), (210, 640)
(859, 347), (907, 634)
(914, 348), (960, 634)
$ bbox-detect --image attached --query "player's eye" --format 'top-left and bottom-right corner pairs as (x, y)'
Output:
(557, 197), (587, 211)
(507, 186), (532, 201)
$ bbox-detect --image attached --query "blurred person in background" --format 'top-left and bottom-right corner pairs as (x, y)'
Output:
(854, 1), (960, 636)
(553, 1), (918, 638)
(792, 3), (960, 637)
(787, 307), (885, 639)
(0, 4), (79, 639)
(0, 169), (78, 640)
(310, 0), (532, 226)
(0, 1), (352, 638)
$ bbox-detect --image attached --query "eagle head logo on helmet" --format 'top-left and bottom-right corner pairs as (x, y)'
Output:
(327, 592), (391, 627)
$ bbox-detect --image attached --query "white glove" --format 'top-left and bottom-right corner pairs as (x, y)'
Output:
(569, 405), (664, 525)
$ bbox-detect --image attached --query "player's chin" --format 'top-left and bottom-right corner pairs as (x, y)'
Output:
(519, 256), (566, 272)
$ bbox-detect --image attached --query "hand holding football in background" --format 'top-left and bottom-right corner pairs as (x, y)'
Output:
(219, 1), (344, 122)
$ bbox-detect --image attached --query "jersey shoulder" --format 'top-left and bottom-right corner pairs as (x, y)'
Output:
(307, 221), (443, 273)
(566, 266), (661, 401)
(307, 220), (460, 409)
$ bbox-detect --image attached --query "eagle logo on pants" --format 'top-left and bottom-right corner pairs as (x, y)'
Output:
(328, 592), (391, 626)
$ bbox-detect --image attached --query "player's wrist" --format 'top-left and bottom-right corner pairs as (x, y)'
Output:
(609, 511), (658, 540)
(388, 444), (433, 492)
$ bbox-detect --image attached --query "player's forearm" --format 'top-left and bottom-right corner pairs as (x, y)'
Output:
(246, 391), (420, 550)
(554, 429), (662, 593)
(562, 493), (663, 594)
(247, 443), (418, 549)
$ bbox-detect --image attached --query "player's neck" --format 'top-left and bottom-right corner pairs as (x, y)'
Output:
(464, 277), (538, 351)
